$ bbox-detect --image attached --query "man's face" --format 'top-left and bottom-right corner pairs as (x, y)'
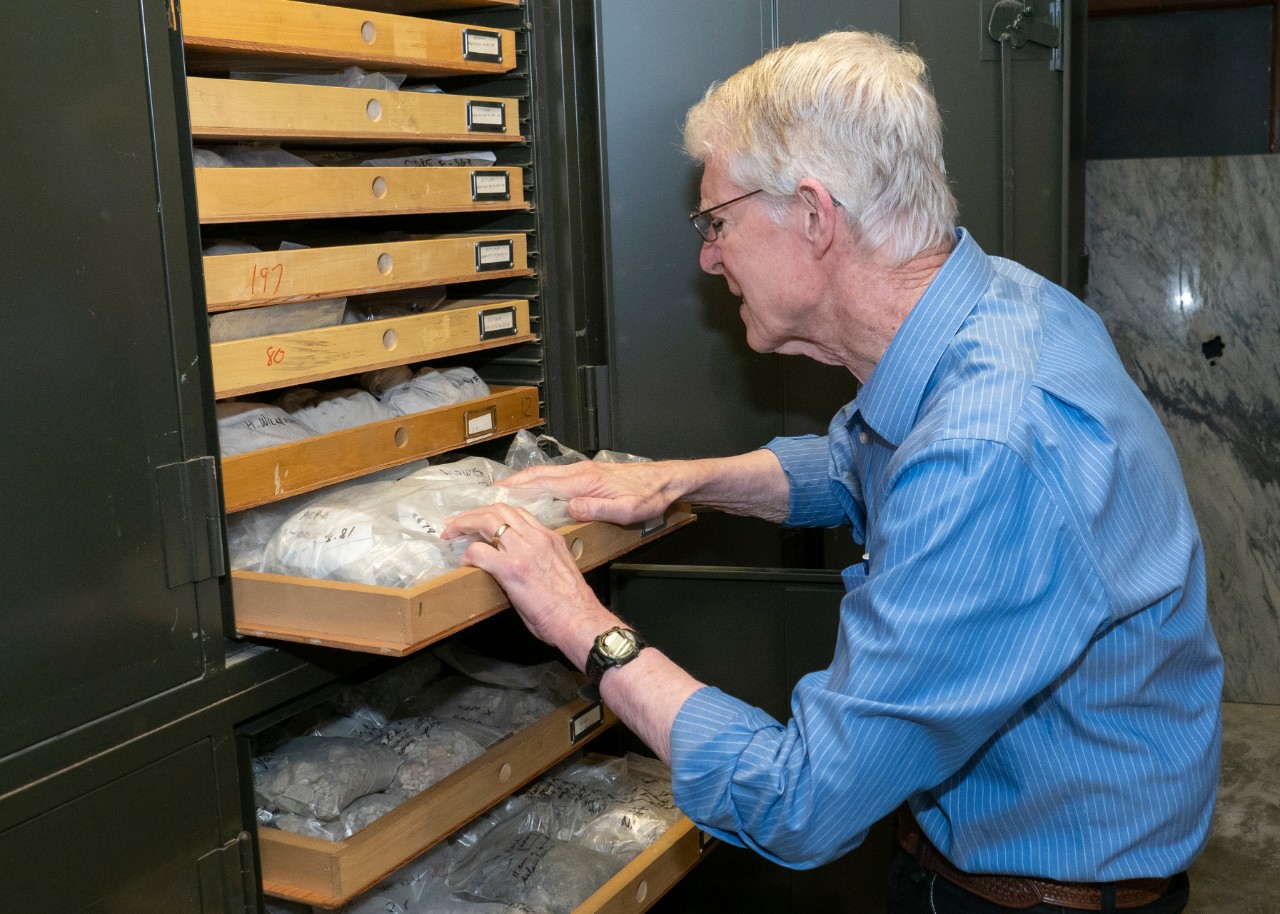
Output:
(697, 163), (814, 355)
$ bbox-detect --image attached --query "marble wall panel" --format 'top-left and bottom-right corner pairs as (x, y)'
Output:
(1085, 155), (1280, 704)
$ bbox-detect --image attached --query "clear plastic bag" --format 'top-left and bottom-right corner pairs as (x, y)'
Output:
(209, 298), (347, 343)
(232, 66), (406, 92)
(275, 386), (393, 434)
(258, 457), (572, 586)
(503, 431), (588, 469)
(434, 643), (578, 706)
(216, 401), (316, 457)
(380, 367), (491, 417)
(377, 715), (491, 795)
(336, 840), (454, 914)
(253, 736), (403, 821)
(197, 144), (316, 168)
(345, 286), (448, 322)
(359, 149), (497, 168)
(445, 819), (623, 914)
(405, 676), (557, 738)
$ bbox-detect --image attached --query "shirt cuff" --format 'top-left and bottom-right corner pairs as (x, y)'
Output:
(762, 436), (844, 527)
(670, 686), (779, 849)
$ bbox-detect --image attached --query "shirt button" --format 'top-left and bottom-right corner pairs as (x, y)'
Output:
(858, 431), (868, 444)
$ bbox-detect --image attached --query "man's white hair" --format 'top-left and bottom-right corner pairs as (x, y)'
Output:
(683, 30), (958, 264)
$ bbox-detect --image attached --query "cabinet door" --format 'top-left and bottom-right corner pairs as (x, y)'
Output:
(0, 0), (218, 759)
(0, 740), (231, 913)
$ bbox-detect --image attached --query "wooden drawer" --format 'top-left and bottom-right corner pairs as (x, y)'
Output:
(188, 76), (522, 144)
(205, 233), (532, 310)
(232, 508), (697, 654)
(222, 385), (541, 512)
(182, 0), (517, 78)
(211, 298), (534, 398)
(261, 693), (620, 908)
(195, 165), (527, 223)
(577, 817), (713, 914)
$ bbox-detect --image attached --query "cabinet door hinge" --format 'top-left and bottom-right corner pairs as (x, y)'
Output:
(157, 455), (226, 588)
(197, 832), (255, 914)
(579, 364), (612, 453)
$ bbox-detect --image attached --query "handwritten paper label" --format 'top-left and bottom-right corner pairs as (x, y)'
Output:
(475, 240), (515, 271)
(467, 101), (507, 133)
(462, 29), (503, 63)
(478, 306), (518, 340)
(471, 170), (511, 201)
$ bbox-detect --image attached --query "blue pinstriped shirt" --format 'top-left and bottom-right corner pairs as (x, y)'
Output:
(670, 230), (1223, 880)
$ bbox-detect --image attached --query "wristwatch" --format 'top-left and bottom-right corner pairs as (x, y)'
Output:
(585, 626), (647, 691)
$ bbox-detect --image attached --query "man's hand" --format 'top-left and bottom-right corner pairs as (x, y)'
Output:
(441, 504), (614, 666)
(498, 461), (681, 526)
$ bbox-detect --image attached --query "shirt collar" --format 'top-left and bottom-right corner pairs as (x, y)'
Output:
(853, 229), (994, 447)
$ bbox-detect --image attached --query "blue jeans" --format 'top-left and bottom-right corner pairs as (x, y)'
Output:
(887, 848), (1191, 914)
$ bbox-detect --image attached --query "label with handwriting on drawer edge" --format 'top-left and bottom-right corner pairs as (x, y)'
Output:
(463, 406), (497, 439)
(475, 239), (515, 272)
(569, 702), (604, 743)
(477, 305), (519, 340)
(471, 170), (511, 202)
(462, 29), (503, 63)
(467, 100), (507, 133)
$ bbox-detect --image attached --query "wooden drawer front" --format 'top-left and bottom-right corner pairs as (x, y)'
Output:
(222, 385), (541, 512)
(195, 165), (526, 223)
(188, 76), (522, 143)
(182, 0), (516, 77)
(578, 817), (712, 914)
(232, 508), (697, 654)
(212, 298), (533, 398)
(260, 694), (620, 908)
(206, 234), (531, 310)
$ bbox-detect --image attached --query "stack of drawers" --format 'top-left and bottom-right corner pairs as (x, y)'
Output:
(177, 0), (708, 909)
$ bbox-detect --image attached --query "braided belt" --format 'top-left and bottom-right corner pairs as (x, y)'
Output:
(896, 810), (1171, 910)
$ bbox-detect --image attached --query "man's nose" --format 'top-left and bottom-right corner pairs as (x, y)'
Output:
(699, 239), (723, 275)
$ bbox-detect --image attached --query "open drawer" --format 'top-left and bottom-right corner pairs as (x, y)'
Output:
(195, 165), (527, 223)
(211, 298), (534, 398)
(205, 233), (532, 310)
(232, 508), (697, 654)
(261, 693), (620, 908)
(222, 385), (542, 512)
(181, 0), (518, 78)
(188, 76), (523, 144)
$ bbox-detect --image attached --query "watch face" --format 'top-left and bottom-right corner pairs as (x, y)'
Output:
(600, 628), (638, 660)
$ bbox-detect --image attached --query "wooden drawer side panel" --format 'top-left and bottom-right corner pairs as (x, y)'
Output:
(195, 166), (528, 224)
(188, 77), (523, 143)
(221, 385), (542, 512)
(211, 299), (534, 398)
(181, 0), (517, 77)
(205, 234), (532, 310)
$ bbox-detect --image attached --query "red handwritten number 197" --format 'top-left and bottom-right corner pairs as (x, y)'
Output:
(251, 262), (285, 295)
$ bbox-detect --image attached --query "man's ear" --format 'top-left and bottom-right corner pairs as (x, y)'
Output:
(795, 178), (839, 255)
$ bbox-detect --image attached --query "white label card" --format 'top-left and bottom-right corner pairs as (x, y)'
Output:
(478, 306), (518, 339)
(462, 30), (502, 61)
(475, 240), (515, 270)
(467, 102), (506, 131)
(465, 409), (496, 437)
(471, 170), (511, 201)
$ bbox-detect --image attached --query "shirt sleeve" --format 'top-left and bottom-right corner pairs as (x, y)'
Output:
(669, 438), (1110, 868)
(762, 434), (851, 529)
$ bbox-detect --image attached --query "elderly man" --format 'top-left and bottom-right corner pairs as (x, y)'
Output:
(443, 31), (1222, 914)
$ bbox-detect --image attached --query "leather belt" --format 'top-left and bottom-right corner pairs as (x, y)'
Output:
(896, 809), (1171, 910)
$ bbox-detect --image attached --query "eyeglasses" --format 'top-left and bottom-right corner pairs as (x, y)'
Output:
(688, 189), (763, 243)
